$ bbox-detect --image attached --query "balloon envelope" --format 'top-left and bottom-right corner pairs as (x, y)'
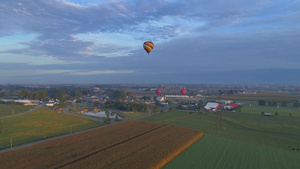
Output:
(143, 41), (154, 54)
(180, 89), (187, 95)
(156, 89), (161, 96)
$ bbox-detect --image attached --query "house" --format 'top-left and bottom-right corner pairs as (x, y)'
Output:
(216, 100), (233, 104)
(46, 102), (54, 107)
(156, 96), (165, 101)
(204, 102), (221, 111)
(46, 99), (59, 106)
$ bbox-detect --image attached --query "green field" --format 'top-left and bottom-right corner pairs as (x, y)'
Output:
(141, 110), (300, 169)
(0, 104), (36, 118)
(163, 135), (300, 169)
(209, 93), (299, 101)
(236, 101), (300, 117)
(0, 107), (103, 150)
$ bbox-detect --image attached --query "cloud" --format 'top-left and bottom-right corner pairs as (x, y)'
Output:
(0, 0), (300, 84)
(68, 70), (135, 75)
(0, 69), (73, 77)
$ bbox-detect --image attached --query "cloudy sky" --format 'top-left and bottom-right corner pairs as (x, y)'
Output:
(0, 0), (299, 84)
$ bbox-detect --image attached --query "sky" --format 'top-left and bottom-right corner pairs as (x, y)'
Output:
(0, 0), (300, 84)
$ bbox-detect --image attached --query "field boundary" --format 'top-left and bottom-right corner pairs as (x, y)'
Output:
(155, 131), (204, 169)
(55, 123), (166, 169)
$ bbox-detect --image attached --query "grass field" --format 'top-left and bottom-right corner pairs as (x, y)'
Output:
(234, 101), (300, 117)
(163, 135), (300, 169)
(141, 110), (300, 169)
(0, 104), (36, 118)
(0, 107), (102, 149)
(209, 93), (299, 101)
(0, 120), (203, 169)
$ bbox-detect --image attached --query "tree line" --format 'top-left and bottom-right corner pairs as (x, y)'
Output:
(258, 99), (300, 107)
(104, 100), (149, 112)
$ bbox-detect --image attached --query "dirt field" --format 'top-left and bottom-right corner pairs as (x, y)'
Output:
(0, 120), (203, 169)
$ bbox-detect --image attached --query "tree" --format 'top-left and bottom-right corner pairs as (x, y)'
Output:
(189, 92), (197, 96)
(142, 95), (151, 100)
(9, 101), (16, 106)
(155, 100), (161, 106)
(169, 106), (176, 111)
(115, 114), (120, 121)
(53, 89), (66, 103)
(94, 101), (100, 107)
(126, 92), (132, 97)
(75, 89), (83, 99)
(0, 120), (2, 134)
(268, 100), (277, 107)
(105, 99), (113, 108)
(152, 105), (160, 113)
(281, 100), (287, 107)
(105, 110), (111, 121)
(196, 102), (203, 109)
(261, 111), (264, 115)
(275, 112), (278, 116)
(258, 99), (266, 106)
(19, 90), (28, 99)
(166, 100), (173, 105)
(112, 90), (126, 101)
(293, 102), (300, 108)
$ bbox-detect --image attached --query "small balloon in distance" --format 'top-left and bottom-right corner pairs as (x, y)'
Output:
(156, 89), (161, 96)
(180, 88), (187, 95)
(143, 41), (154, 55)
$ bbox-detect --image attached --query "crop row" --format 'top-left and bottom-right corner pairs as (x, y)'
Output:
(58, 123), (203, 169)
(0, 120), (203, 169)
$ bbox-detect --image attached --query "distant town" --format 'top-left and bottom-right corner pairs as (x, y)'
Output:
(1, 84), (300, 117)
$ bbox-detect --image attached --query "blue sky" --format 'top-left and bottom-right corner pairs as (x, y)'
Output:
(0, 0), (300, 84)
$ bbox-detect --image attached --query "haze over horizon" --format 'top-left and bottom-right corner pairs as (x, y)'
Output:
(1, 0), (300, 84)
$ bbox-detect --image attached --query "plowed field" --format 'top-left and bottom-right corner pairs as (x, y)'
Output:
(0, 120), (203, 169)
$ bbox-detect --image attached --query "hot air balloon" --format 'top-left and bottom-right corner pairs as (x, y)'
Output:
(143, 41), (154, 55)
(180, 88), (187, 95)
(156, 89), (161, 96)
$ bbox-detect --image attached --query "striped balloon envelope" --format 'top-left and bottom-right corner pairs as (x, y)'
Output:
(143, 41), (154, 55)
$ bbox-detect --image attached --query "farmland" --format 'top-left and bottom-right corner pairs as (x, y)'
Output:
(208, 93), (299, 101)
(0, 120), (203, 169)
(229, 100), (300, 117)
(163, 135), (300, 169)
(0, 104), (36, 118)
(0, 107), (102, 149)
(141, 110), (300, 169)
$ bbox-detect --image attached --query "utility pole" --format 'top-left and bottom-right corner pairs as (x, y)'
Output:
(10, 137), (12, 149)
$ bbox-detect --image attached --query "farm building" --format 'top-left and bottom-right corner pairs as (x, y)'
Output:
(204, 102), (221, 111)
(216, 100), (233, 104)
(156, 96), (165, 101)
(224, 103), (241, 110)
(165, 95), (189, 98)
